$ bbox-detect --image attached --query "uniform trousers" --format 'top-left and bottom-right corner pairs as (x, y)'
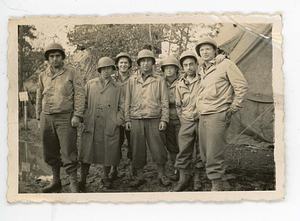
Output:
(199, 111), (229, 180)
(119, 126), (131, 160)
(130, 118), (168, 169)
(166, 118), (180, 163)
(40, 112), (80, 174)
(175, 117), (204, 169)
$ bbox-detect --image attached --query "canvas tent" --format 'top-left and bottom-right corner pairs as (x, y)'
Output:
(218, 23), (274, 148)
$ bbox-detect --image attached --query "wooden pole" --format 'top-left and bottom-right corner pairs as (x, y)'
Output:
(24, 101), (28, 130)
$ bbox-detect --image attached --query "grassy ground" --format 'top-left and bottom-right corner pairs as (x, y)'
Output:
(19, 118), (275, 193)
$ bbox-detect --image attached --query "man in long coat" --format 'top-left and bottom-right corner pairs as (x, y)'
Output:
(79, 57), (124, 190)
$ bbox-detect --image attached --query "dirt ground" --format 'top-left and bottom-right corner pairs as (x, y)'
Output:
(18, 118), (275, 193)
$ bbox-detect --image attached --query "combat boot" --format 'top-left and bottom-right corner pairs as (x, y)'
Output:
(211, 178), (223, 191)
(42, 167), (62, 193)
(129, 168), (146, 188)
(102, 166), (112, 189)
(170, 169), (179, 181)
(157, 164), (171, 186)
(109, 166), (118, 181)
(172, 169), (191, 192)
(78, 163), (90, 192)
(68, 170), (80, 193)
(169, 153), (179, 181)
(193, 168), (203, 191)
(211, 178), (231, 191)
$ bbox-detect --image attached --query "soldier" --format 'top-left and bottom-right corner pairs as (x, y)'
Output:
(125, 49), (171, 188)
(110, 52), (133, 180)
(79, 57), (124, 190)
(195, 37), (248, 191)
(36, 43), (85, 193)
(160, 56), (181, 181)
(173, 51), (204, 192)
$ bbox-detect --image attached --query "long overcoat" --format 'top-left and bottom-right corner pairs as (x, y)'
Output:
(80, 76), (124, 166)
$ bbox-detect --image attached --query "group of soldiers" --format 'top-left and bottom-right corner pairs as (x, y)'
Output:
(36, 36), (248, 193)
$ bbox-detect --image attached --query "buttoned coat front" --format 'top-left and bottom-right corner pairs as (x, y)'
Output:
(80, 77), (124, 165)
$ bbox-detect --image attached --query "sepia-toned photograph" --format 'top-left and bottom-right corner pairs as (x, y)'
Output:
(7, 14), (284, 202)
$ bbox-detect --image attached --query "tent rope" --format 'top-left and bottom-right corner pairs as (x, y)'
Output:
(227, 103), (274, 145)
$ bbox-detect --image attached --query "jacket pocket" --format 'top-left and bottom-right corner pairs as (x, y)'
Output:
(60, 80), (73, 96)
(203, 83), (218, 101)
(105, 115), (119, 137)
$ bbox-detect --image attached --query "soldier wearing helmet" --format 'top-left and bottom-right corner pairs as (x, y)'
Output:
(173, 50), (205, 192)
(195, 37), (248, 191)
(79, 57), (124, 190)
(36, 43), (85, 193)
(160, 56), (181, 181)
(125, 49), (171, 188)
(109, 52), (133, 180)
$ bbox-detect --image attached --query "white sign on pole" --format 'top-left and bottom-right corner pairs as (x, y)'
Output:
(19, 92), (29, 102)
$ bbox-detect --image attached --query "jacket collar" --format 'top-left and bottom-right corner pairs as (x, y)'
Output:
(179, 73), (200, 86)
(135, 69), (157, 86)
(113, 71), (131, 83)
(166, 75), (180, 89)
(46, 63), (67, 79)
(201, 59), (217, 77)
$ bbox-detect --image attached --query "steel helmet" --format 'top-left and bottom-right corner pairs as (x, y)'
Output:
(161, 56), (180, 72)
(136, 49), (155, 66)
(97, 57), (116, 73)
(115, 52), (132, 69)
(195, 37), (218, 57)
(44, 43), (66, 60)
(179, 51), (198, 68)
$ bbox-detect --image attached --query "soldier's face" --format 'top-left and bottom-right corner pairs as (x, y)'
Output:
(199, 44), (216, 62)
(48, 52), (63, 68)
(182, 58), (197, 77)
(140, 58), (153, 73)
(164, 65), (177, 78)
(118, 58), (130, 73)
(101, 66), (113, 79)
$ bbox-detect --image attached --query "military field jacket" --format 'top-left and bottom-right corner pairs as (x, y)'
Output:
(125, 69), (169, 123)
(197, 59), (248, 115)
(112, 71), (131, 95)
(166, 76), (180, 120)
(36, 64), (85, 120)
(175, 74), (201, 121)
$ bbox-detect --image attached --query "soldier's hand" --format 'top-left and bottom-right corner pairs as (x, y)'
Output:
(216, 54), (226, 64)
(71, 116), (80, 127)
(159, 121), (167, 131)
(225, 109), (233, 123)
(125, 122), (132, 131)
